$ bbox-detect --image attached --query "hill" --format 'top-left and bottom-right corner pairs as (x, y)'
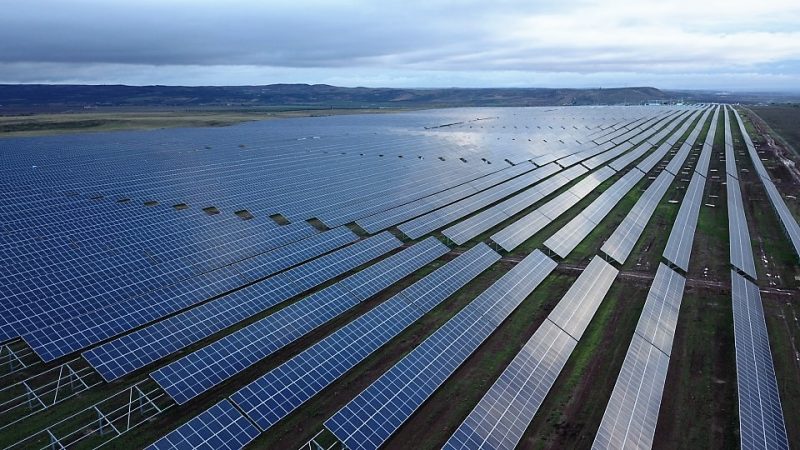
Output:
(0, 84), (671, 113)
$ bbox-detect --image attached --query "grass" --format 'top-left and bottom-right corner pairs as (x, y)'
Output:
(653, 286), (739, 449)
(763, 297), (800, 447)
(749, 105), (800, 157)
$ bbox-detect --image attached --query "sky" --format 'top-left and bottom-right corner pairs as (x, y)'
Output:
(1, 0), (800, 90)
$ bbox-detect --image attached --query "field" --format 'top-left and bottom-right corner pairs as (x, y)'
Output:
(0, 104), (797, 450)
(749, 105), (800, 157)
(0, 108), (405, 138)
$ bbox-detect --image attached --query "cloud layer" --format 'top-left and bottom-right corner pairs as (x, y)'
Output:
(1, 0), (799, 89)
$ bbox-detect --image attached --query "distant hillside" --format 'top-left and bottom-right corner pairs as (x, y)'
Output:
(0, 84), (673, 113)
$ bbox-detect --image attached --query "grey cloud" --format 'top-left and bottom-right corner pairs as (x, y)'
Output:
(0, 0), (798, 89)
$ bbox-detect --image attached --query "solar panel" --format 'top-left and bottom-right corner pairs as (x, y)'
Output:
(759, 178), (800, 259)
(694, 106), (720, 177)
(444, 320), (576, 450)
(727, 173), (757, 278)
(151, 237), (448, 405)
(592, 335), (670, 450)
(356, 183), (477, 234)
(324, 250), (557, 450)
(634, 263), (685, 355)
(731, 271), (789, 450)
(543, 212), (598, 259)
(545, 256), (618, 339)
(544, 169), (644, 259)
(146, 400), (259, 450)
(567, 166), (616, 198)
(724, 106), (738, 178)
(601, 170), (674, 264)
(230, 243), (500, 432)
(608, 142), (653, 172)
(0, 221), (319, 342)
(537, 190), (582, 220)
(662, 172), (706, 271)
(582, 142), (633, 169)
(664, 109), (711, 176)
(84, 230), (395, 381)
(592, 263), (685, 449)
(490, 210), (551, 252)
(579, 168), (645, 225)
(636, 109), (704, 174)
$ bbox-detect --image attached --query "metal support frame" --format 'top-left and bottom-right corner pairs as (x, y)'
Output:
(2, 342), (28, 372)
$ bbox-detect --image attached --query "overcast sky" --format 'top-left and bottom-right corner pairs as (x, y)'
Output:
(2, 0), (800, 90)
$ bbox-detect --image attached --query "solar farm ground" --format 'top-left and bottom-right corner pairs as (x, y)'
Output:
(0, 105), (797, 450)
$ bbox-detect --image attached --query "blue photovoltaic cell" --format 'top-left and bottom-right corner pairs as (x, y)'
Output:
(324, 249), (557, 450)
(147, 400), (259, 450)
(151, 237), (449, 405)
(229, 243), (500, 431)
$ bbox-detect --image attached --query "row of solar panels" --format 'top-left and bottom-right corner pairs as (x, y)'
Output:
(724, 106), (759, 280)
(722, 105), (790, 450)
(730, 108), (800, 259)
(445, 257), (618, 450)
(591, 107), (730, 449)
(443, 107), (714, 450)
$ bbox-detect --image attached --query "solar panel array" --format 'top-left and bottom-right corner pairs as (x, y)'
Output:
(731, 271), (789, 450)
(325, 250), (557, 450)
(445, 257), (618, 450)
(489, 105), (705, 254)
(727, 172), (757, 278)
(147, 400), (259, 450)
(230, 243), (500, 432)
(5, 104), (790, 450)
(730, 108), (800, 260)
(151, 237), (449, 404)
